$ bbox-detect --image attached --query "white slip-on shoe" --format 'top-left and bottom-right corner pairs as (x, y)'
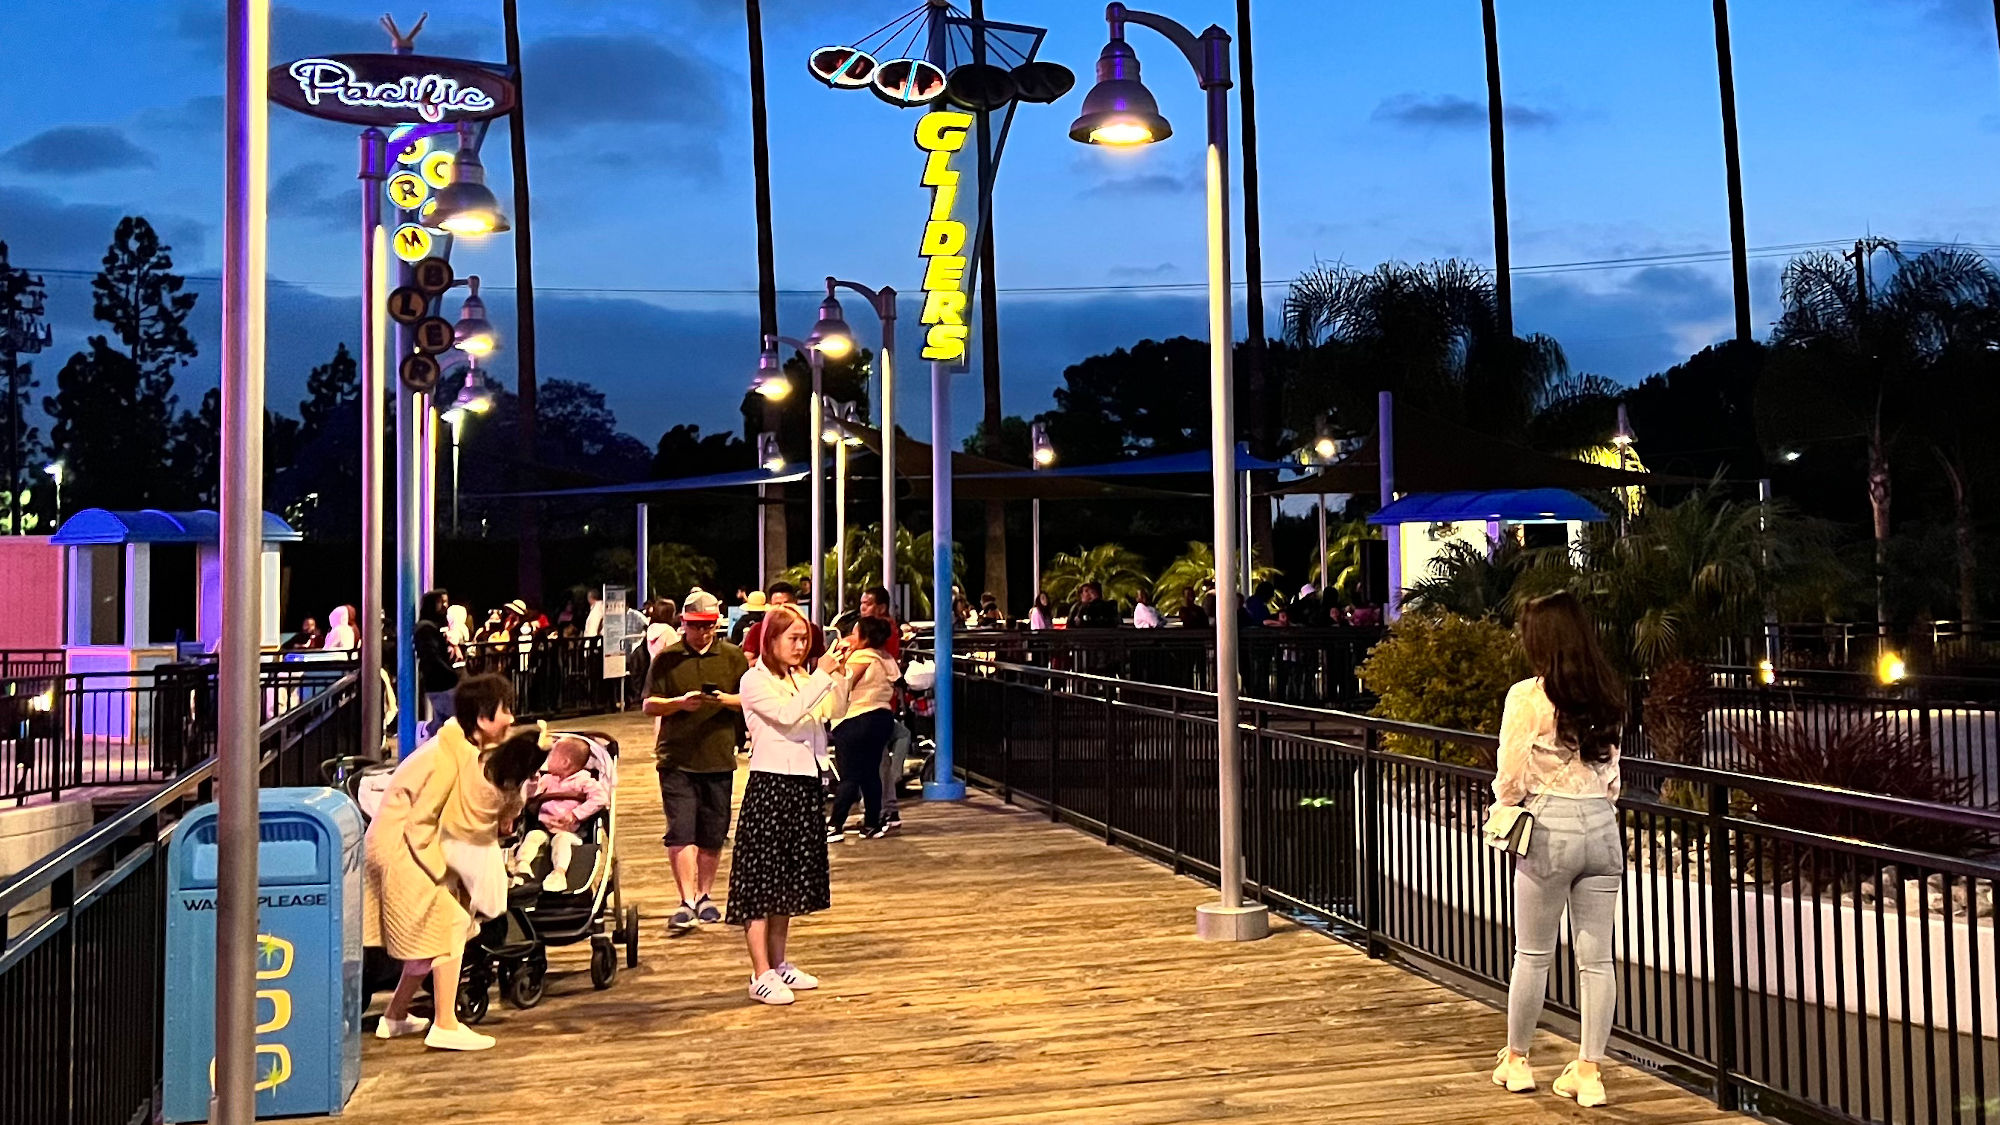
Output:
(1553, 1061), (1607, 1108)
(749, 969), (796, 1006)
(424, 1024), (496, 1051)
(1491, 1048), (1535, 1093)
(374, 1014), (431, 1040)
(776, 962), (819, 990)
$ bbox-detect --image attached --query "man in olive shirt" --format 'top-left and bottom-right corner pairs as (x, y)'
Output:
(643, 590), (749, 931)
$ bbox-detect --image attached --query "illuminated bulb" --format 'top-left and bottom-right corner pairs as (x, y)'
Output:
(1314, 437), (1337, 460)
(1756, 659), (1775, 685)
(1089, 121), (1154, 146)
(1877, 651), (1908, 685)
(815, 334), (853, 359)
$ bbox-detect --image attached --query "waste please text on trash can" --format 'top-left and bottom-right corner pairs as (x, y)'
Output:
(163, 787), (364, 1122)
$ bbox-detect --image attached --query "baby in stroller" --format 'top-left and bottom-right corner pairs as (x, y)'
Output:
(514, 733), (608, 893)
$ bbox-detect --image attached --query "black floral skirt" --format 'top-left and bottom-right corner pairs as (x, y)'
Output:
(724, 772), (830, 924)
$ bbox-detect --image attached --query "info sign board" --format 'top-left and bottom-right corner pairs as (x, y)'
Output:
(601, 585), (629, 681)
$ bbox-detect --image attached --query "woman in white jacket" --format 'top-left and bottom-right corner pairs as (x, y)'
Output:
(727, 603), (848, 1005)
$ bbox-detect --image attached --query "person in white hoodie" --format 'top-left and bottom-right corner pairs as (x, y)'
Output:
(323, 605), (358, 650)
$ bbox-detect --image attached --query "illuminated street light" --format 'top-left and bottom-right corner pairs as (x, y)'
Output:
(454, 276), (498, 356)
(41, 460), (62, 527)
(808, 290), (855, 359)
(1070, 3), (1267, 944)
(429, 123), (510, 235)
(827, 276), (900, 606)
(750, 344), (792, 400)
(1030, 420), (1055, 604)
(442, 369), (494, 534)
(749, 331), (843, 625)
(758, 431), (785, 474)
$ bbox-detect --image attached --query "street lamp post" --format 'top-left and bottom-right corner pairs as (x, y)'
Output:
(756, 431), (784, 586)
(824, 278), (899, 607)
(442, 369), (493, 535)
(1030, 421), (1054, 607)
(753, 318), (852, 627)
(823, 400), (858, 616)
(41, 460), (62, 529)
(1071, 2), (1268, 942)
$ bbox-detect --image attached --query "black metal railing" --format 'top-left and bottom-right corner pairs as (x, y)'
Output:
(0, 673), (360, 1125)
(952, 626), (1382, 706)
(1724, 621), (2000, 676)
(0, 649), (65, 680)
(458, 635), (607, 719)
(955, 658), (2000, 1125)
(0, 662), (355, 807)
(1624, 666), (2000, 811)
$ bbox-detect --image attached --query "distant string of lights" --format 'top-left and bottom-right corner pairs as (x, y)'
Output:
(18, 236), (2000, 298)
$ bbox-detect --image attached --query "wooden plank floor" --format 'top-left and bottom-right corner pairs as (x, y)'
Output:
(324, 712), (1756, 1125)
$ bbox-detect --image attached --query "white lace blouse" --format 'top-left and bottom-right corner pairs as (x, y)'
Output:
(1491, 677), (1622, 807)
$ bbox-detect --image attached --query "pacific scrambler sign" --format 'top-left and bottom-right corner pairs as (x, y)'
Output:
(268, 54), (516, 126)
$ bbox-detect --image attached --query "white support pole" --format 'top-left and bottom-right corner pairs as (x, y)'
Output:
(636, 501), (650, 605)
(215, 0), (268, 1118)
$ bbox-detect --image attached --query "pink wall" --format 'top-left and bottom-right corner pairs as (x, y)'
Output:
(0, 537), (63, 648)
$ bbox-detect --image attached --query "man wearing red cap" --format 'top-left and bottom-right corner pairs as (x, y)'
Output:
(643, 588), (749, 931)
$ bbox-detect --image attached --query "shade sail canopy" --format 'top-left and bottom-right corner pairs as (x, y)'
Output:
(1368, 488), (1608, 526)
(52, 509), (302, 546)
(1267, 406), (1693, 497)
(478, 466), (807, 501)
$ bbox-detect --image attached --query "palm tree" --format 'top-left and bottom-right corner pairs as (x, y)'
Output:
(782, 524), (958, 618)
(1153, 541), (1282, 615)
(1307, 520), (1378, 605)
(1401, 537), (1567, 626)
(1280, 260), (1586, 442)
(1040, 543), (1150, 610)
(1763, 245), (2000, 627)
(1711, 0), (1753, 341)
(1481, 0), (1513, 337)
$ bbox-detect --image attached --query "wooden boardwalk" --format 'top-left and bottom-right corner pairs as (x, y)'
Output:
(325, 712), (1755, 1124)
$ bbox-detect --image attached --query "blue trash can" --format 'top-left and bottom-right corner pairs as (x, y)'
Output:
(162, 788), (364, 1122)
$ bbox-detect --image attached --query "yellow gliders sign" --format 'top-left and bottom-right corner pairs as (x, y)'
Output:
(915, 110), (974, 363)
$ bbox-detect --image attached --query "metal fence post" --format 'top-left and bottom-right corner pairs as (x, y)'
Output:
(1361, 726), (1385, 957)
(1170, 695), (1185, 875)
(1102, 686), (1115, 843)
(1707, 779), (1740, 1110)
(1047, 680), (1060, 822)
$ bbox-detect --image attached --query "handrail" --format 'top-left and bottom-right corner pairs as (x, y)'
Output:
(964, 656), (2000, 832)
(0, 672), (360, 922)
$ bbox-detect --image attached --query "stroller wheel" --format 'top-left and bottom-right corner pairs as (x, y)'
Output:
(623, 905), (640, 968)
(456, 979), (491, 1025)
(590, 939), (618, 989)
(502, 961), (546, 1009)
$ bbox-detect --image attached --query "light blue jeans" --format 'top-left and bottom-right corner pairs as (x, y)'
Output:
(1506, 794), (1621, 1062)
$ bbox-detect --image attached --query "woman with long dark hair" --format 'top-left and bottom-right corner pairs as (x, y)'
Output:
(1491, 592), (1624, 1108)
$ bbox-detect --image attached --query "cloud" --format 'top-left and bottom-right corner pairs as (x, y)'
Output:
(0, 185), (207, 271)
(1079, 170), (1201, 198)
(1108, 263), (1180, 280)
(1372, 94), (1559, 131)
(2, 126), (154, 175)
(522, 35), (728, 133)
(268, 161), (351, 228)
(172, 2), (493, 62)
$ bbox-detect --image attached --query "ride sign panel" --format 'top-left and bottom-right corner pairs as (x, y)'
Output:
(412, 256), (454, 296)
(914, 110), (974, 363)
(399, 353), (441, 393)
(269, 54), (516, 126)
(412, 316), (455, 355)
(386, 286), (428, 326)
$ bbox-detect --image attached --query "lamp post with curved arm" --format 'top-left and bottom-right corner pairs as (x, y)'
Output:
(1070, 2), (1267, 943)
(752, 318), (852, 627)
(825, 277), (899, 608)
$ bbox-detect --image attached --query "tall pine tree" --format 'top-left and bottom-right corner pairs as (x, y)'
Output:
(46, 217), (195, 510)
(0, 242), (50, 531)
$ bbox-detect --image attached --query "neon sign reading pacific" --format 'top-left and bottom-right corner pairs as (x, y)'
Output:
(287, 58), (497, 123)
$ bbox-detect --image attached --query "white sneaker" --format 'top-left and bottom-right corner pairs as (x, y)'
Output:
(374, 1014), (430, 1040)
(424, 1024), (496, 1051)
(542, 872), (569, 893)
(1492, 1048), (1534, 1093)
(776, 962), (819, 990)
(748, 969), (795, 1005)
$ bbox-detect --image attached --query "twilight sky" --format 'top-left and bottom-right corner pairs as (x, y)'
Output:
(2, 0), (1998, 452)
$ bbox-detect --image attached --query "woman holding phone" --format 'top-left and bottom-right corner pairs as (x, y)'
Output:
(729, 603), (848, 1004)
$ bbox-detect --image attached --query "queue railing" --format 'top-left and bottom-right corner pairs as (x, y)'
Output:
(458, 635), (607, 719)
(0, 672), (361, 1125)
(955, 657), (2000, 1125)
(952, 625), (1382, 705)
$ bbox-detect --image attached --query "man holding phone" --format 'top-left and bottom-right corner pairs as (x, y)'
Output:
(643, 589), (749, 932)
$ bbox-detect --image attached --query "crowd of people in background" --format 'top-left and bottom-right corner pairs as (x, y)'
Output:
(941, 580), (1385, 632)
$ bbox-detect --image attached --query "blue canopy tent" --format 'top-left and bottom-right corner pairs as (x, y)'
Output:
(1370, 488), (1609, 612)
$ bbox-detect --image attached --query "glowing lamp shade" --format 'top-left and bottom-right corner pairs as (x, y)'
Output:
(751, 344), (792, 400)
(1313, 436), (1337, 461)
(809, 292), (854, 358)
(454, 277), (499, 356)
(428, 140), (510, 236)
(758, 431), (785, 473)
(1030, 420), (1055, 467)
(1877, 650), (1908, 685)
(1068, 37), (1171, 146)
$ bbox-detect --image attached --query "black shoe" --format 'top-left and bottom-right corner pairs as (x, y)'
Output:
(882, 817), (903, 834)
(826, 823), (846, 844)
(858, 824), (891, 840)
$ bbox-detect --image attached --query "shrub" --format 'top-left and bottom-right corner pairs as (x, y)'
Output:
(1359, 613), (1527, 766)
(1727, 713), (1986, 860)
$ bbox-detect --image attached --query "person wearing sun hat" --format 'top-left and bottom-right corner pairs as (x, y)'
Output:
(731, 589), (770, 646)
(643, 588), (750, 931)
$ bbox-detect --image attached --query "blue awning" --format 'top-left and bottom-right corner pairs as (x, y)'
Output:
(1367, 489), (1607, 526)
(961, 442), (1291, 480)
(476, 466), (808, 501)
(51, 509), (302, 546)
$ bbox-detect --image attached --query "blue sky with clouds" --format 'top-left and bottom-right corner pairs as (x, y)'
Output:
(2, 0), (1998, 450)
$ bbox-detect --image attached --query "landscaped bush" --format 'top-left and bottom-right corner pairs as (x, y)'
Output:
(1359, 612), (1527, 766)
(1727, 713), (1987, 860)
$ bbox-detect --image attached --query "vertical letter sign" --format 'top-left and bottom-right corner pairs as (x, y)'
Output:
(915, 110), (974, 363)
